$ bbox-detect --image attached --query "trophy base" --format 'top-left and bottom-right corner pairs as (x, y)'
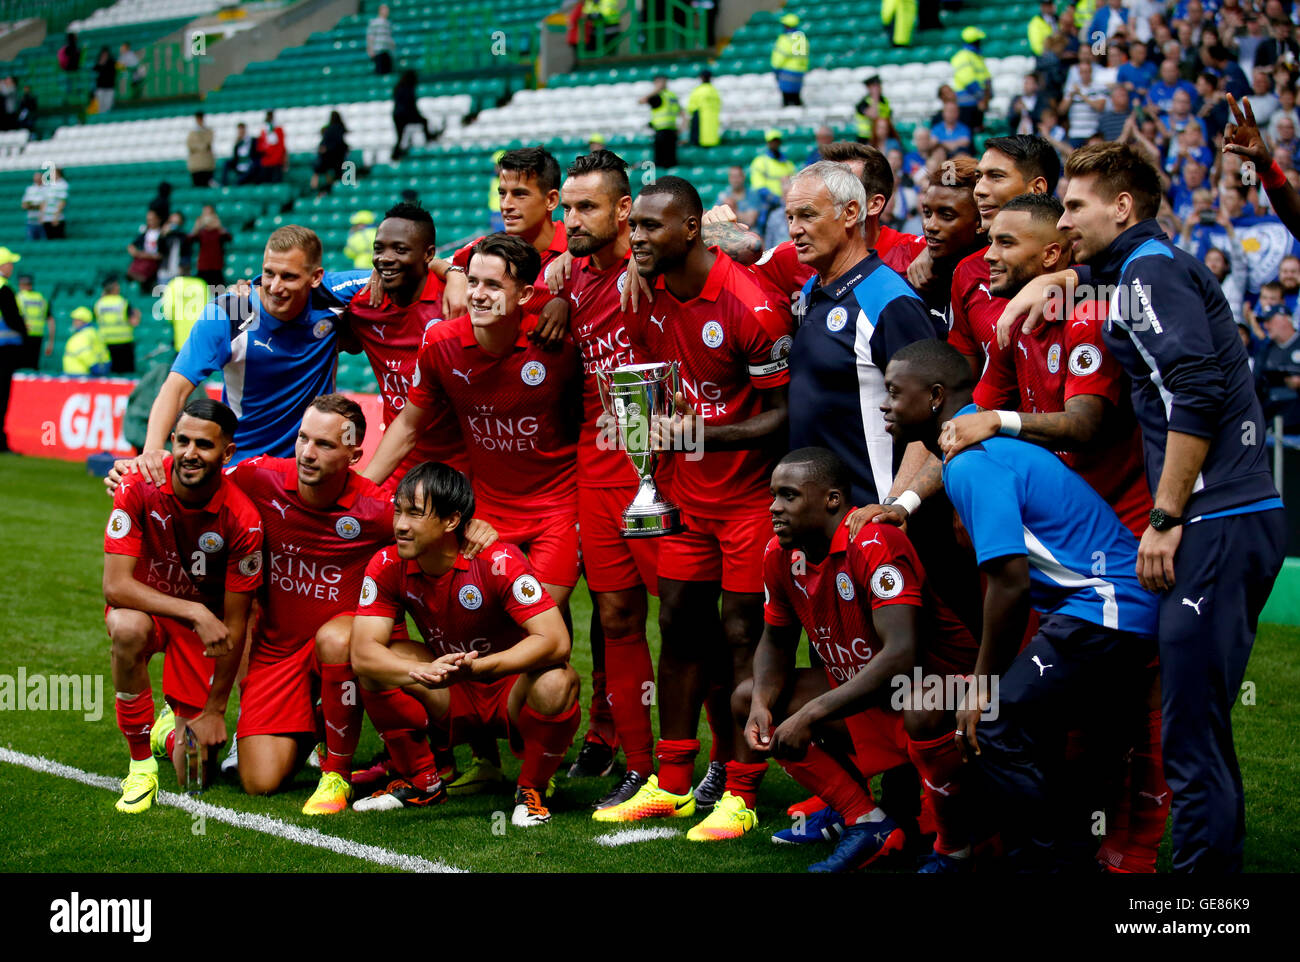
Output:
(621, 506), (684, 538)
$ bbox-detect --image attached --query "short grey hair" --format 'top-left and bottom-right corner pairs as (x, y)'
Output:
(790, 160), (867, 227)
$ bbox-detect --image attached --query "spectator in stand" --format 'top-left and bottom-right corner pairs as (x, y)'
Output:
(903, 126), (936, 180)
(93, 46), (116, 114)
(17, 83), (36, 135)
(40, 166), (67, 239)
(223, 122), (258, 186)
(1169, 155), (1209, 221)
(118, 42), (144, 100)
(1236, 13), (1269, 73)
(1179, 192), (1247, 319)
(61, 306), (110, 377)
(750, 128), (796, 234)
(1090, 0), (1131, 41)
(771, 13), (809, 106)
(57, 32), (80, 97)
(805, 125), (834, 165)
(686, 68), (721, 148)
(1039, 106), (1069, 156)
(1268, 84), (1300, 141)
(1149, 58), (1198, 113)
(126, 210), (164, 294)
(931, 99), (973, 155)
(157, 211), (193, 287)
(716, 164), (764, 227)
(1195, 71), (1230, 133)
(310, 110), (350, 195)
(392, 70), (431, 161)
(1246, 66), (1280, 126)
(368, 3), (396, 75)
(1066, 60), (1108, 146)
(186, 112), (215, 187)
(1254, 17), (1299, 70)
(1272, 112), (1300, 158)
(853, 74), (892, 142)
(189, 204), (230, 287)
(21, 170), (44, 240)
(1037, 34), (1068, 105)
(257, 111), (289, 183)
(1120, 37), (1158, 101)
(1028, 0), (1058, 57)
(1277, 254), (1300, 311)
(0, 76), (16, 130)
(868, 116), (902, 155)
(148, 181), (172, 222)
(1205, 44), (1251, 99)
(1099, 84), (1134, 140)
(1256, 304), (1300, 431)
(951, 26), (992, 130)
(1008, 73), (1047, 135)
(1161, 87), (1209, 142)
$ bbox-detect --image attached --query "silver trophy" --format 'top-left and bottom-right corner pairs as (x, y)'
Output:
(595, 361), (685, 538)
(181, 726), (203, 795)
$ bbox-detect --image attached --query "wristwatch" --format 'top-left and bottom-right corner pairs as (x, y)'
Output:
(1149, 507), (1185, 532)
(882, 496), (898, 506)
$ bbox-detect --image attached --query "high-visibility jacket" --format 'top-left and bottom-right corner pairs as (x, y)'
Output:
(771, 31), (809, 74)
(650, 89), (680, 131)
(63, 325), (111, 375)
(750, 151), (796, 196)
(854, 95), (893, 138)
(951, 46), (991, 106)
(1028, 14), (1053, 56)
(0, 277), (21, 347)
(584, 0), (620, 25)
(162, 275), (210, 352)
(17, 289), (48, 336)
(687, 82), (721, 147)
(94, 293), (132, 345)
(344, 225), (377, 269)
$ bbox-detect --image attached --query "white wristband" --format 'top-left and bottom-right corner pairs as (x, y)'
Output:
(996, 410), (1022, 437)
(895, 490), (922, 516)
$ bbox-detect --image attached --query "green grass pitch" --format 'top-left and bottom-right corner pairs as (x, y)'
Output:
(1, 454), (1296, 873)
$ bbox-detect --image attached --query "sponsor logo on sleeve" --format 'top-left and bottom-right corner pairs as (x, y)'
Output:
(107, 508), (131, 538)
(1068, 343), (1100, 376)
(360, 575), (377, 607)
(870, 564), (903, 600)
(238, 552), (263, 577)
(512, 574), (544, 605)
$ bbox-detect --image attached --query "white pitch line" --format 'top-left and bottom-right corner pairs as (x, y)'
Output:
(594, 827), (681, 846)
(0, 747), (465, 873)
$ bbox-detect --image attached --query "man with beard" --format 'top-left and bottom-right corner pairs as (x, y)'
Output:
(103, 399), (263, 812)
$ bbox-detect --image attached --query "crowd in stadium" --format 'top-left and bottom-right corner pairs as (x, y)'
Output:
(0, 0), (1291, 876)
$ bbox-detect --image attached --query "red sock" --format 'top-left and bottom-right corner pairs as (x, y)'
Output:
(116, 689), (154, 762)
(655, 738), (700, 795)
(604, 632), (654, 776)
(1100, 709), (1168, 873)
(516, 701), (581, 790)
(778, 744), (875, 824)
(723, 761), (768, 809)
(320, 663), (362, 777)
(586, 670), (618, 747)
(164, 729), (175, 757)
(908, 732), (967, 854)
(360, 687), (436, 782)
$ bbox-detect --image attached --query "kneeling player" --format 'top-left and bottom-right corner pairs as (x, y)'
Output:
(350, 462), (581, 824)
(741, 448), (978, 871)
(103, 399), (263, 812)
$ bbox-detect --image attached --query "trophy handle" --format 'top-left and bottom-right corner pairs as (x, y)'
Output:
(667, 361), (682, 412)
(595, 367), (612, 415)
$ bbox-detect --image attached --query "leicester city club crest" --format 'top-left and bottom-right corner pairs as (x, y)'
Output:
(336, 516), (361, 540)
(836, 571), (855, 601)
(198, 531), (224, 553)
(702, 320), (725, 348)
(521, 360), (547, 386)
(313, 319), (334, 339)
(458, 584), (483, 609)
(1047, 343), (1062, 373)
(827, 307), (849, 332)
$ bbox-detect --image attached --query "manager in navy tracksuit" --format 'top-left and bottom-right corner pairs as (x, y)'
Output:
(1049, 143), (1286, 872)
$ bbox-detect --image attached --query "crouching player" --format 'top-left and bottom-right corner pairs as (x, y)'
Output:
(742, 447), (978, 871)
(104, 399), (263, 812)
(226, 396), (398, 812)
(350, 462), (581, 824)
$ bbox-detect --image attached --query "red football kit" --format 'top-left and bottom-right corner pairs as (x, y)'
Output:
(344, 272), (467, 492)
(409, 313), (582, 587)
(626, 250), (792, 593)
(948, 246), (1007, 370)
(452, 222), (568, 314)
(105, 458), (263, 718)
(761, 519), (977, 850)
(357, 542), (578, 789)
(972, 300), (1152, 536)
(227, 457), (395, 754)
(745, 227), (924, 300)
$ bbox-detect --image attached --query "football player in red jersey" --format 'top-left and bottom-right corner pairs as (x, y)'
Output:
(949, 135), (1060, 377)
(554, 150), (662, 801)
(436, 147), (568, 320)
(362, 234), (582, 620)
(341, 203), (468, 497)
(938, 194), (1166, 873)
(918, 155), (985, 315)
(593, 176), (792, 840)
(350, 462), (580, 823)
(225, 396), (398, 811)
(746, 448), (979, 871)
(103, 399), (263, 812)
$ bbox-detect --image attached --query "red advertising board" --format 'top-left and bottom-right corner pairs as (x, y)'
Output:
(3, 374), (385, 464)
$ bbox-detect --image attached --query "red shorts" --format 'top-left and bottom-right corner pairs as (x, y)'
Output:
(843, 703), (911, 778)
(237, 639), (320, 739)
(435, 675), (523, 757)
(655, 508), (769, 594)
(484, 510), (581, 588)
(105, 608), (210, 718)
(578, 485), (659, 595)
